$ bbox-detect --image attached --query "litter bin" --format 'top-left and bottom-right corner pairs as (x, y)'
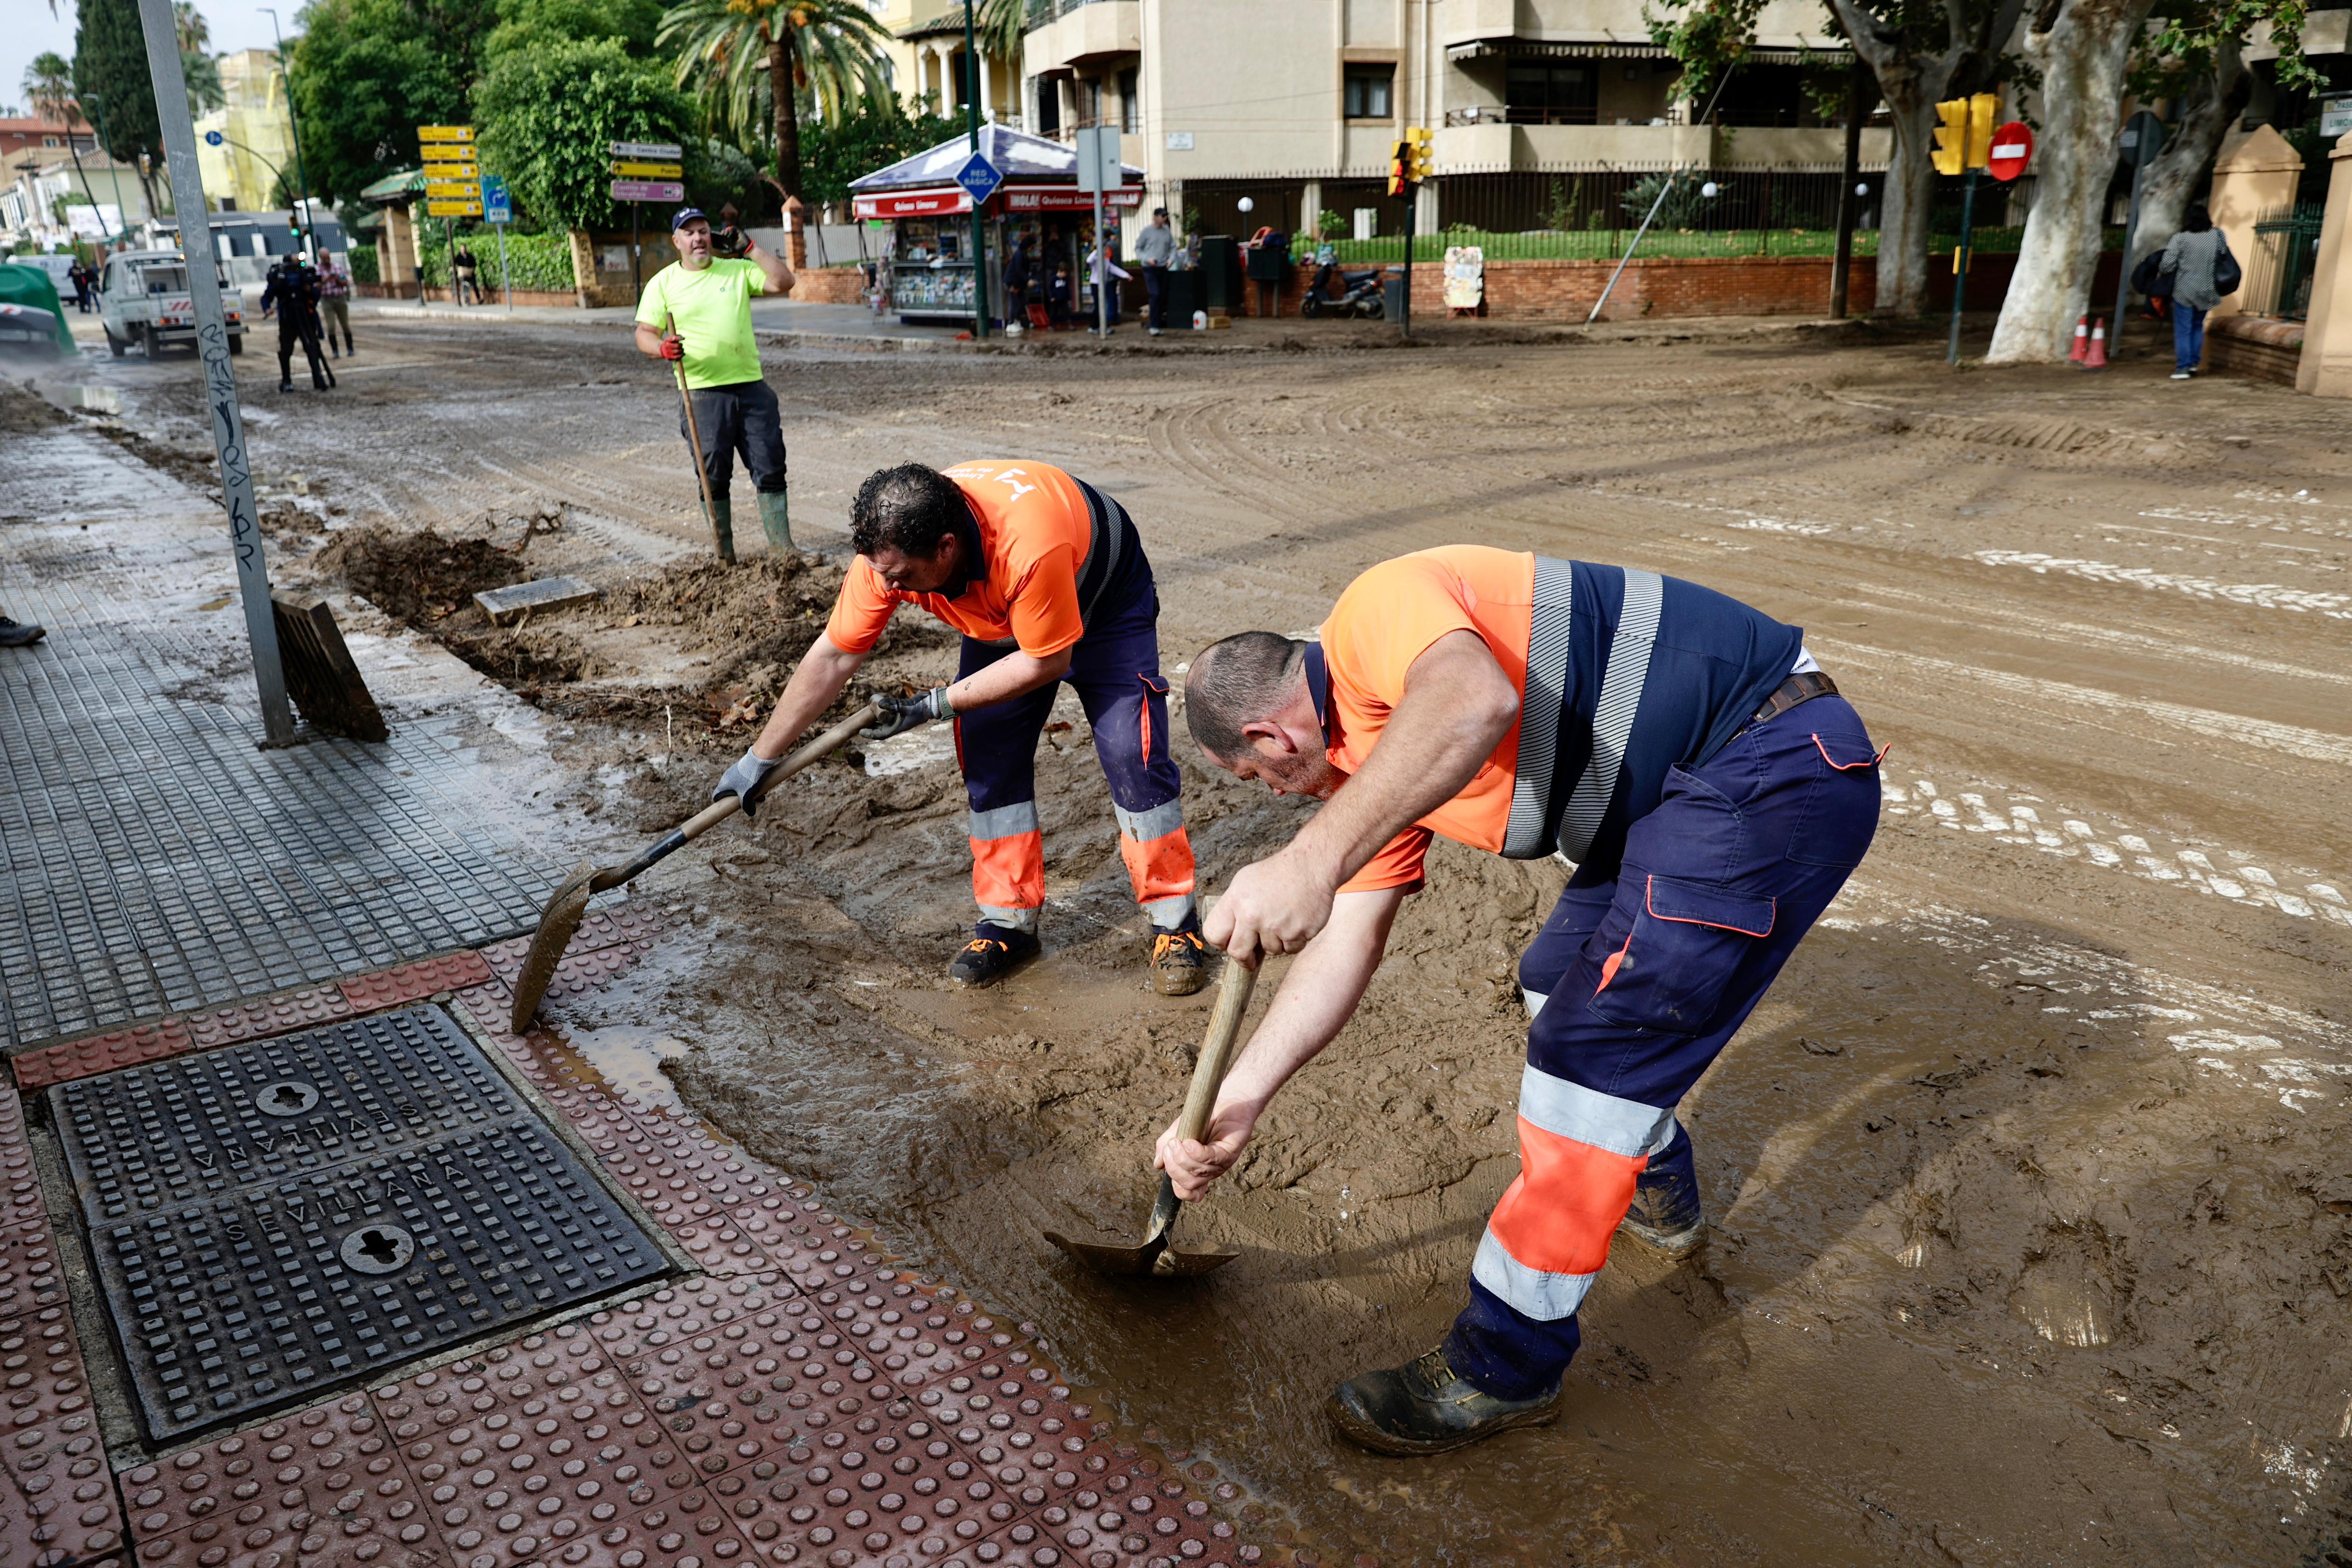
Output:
(1381, 265), (1408, 321)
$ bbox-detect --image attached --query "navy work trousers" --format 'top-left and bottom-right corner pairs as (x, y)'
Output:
(1445, 694), (1883, 1399)
(683, 378), (788, 501)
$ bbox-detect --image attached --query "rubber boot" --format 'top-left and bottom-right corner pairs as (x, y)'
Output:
(1327, 1345), (1561, 1457)
(756, 488), (793, 555)
(706, 491), (736, 564)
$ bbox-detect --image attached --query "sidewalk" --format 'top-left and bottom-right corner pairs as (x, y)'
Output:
(0, 395), (1293, 1568)
(356, 293), (985, 352)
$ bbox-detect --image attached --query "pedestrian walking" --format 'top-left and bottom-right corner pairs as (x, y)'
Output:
(633, 207), (797, 555)
(2160, 204), (2233, 379)
(1085, 234), (1130, 330)
(1135, 208), (1177, 336)
(709, 461), (1209, 994)
(452, 244), (480, 307)
(68, 260), (92, 312)
(316, 255), (353, 357)
(1174, 547), (1883, 1455)
(260, 257), (332, 393)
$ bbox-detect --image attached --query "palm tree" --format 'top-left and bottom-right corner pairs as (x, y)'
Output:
(660, 0), (895, 200)
(23, 52), (76, 124)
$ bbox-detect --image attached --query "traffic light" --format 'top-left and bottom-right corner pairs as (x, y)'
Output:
(1931, 99), (1969, 175)
(1403, 125), (1434, 184)
(1965, 93), (1997, 168)
(1389, 140), (1409, 197)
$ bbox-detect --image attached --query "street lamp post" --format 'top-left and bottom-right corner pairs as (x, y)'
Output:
(259, 7), (317, 261)
(77, 91), (133, 243)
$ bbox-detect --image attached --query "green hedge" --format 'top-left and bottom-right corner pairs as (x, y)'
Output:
(413, 226), (579, 293)
(347, 245), (379, 284)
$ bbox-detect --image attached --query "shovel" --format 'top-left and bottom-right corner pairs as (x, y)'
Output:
(1045, 959), (1256, 1278)
(507, 701), (878, 1031)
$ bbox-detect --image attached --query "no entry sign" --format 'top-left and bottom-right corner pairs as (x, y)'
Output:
(1988, 122), (2034, 182)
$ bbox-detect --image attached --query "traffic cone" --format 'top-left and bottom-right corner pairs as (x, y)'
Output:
(2082, 318), (2109, 370)
(2069, 314), (2089, 362)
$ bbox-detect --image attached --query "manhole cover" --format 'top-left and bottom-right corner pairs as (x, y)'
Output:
(49, 1004), (668, 1441)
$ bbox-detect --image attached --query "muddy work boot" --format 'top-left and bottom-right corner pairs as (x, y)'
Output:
(1148, 928), (1210, 996)
(1327, 1346), (1560, 1457)
(1617, 1209), (1706, 1261)
(949, 924), (1041, 988)
(0, 617), (47, 648)
(1616, 1137), (1706, 1261)
(756, 488), (793, 554)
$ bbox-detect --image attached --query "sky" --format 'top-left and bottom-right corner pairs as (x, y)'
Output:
(4, 0), (294, 120)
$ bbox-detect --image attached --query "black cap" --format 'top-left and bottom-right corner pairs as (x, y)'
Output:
(672, 207), (710, 231)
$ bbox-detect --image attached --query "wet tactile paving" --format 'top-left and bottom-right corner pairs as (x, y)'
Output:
(187, 988), (355, 1052)
(120, 1391), (442, 1568)
(0, 1090), (46, 1232)
(0, 1221), (126, 1568)
(480, 908), (663, 994)
(0, 618), (563, 1050)
(11, 1019), (196, 1090)
(49, 1005), (668, 1441)
(340, 955), (497, 1016)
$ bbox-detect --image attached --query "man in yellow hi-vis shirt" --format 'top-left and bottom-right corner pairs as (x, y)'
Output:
(633, 208), (796, 554)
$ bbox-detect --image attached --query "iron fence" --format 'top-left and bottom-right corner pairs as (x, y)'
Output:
(2246, 203), (2326, 319)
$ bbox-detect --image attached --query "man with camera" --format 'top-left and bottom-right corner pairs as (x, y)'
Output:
(633, 209), (797, 554)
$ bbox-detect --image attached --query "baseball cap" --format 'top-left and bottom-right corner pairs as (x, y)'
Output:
(671, 207), (709, 231)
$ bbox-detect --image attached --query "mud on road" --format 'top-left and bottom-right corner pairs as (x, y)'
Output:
(65, 312), (2352, 1565)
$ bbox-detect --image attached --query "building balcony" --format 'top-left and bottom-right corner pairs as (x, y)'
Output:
(1024, 0), (1140, 72)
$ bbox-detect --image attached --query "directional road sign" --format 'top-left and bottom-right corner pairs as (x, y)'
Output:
(204, 130), (222, 146)
(426, 180), (481, 200)
(1987, 123), (2033, 183)
(610, 140), (683, 161)
(425, 199), (483, 217)
(956, 151), (1004, 207)
(611, 160), (684, 179)
(482, 175), (511, 223)
(610, 179), (685, 203)
(419, 124), (475, 142)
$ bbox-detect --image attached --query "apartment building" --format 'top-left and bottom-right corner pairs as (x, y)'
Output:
(876, 0), (1025, 124)
(1019, 0), (1888, 239)
(193, 50), (300, 215)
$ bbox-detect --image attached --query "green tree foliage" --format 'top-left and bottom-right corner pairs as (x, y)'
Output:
(659, 0), (893, 197)
(73, 0), (162, 171)
(794, 100), (960, 207)
(289, 0), (489, 204)
(178, 4), (224, 113)
(477, 37), (692, 230)
(482, 0), (665, 63)
(22, 53), (76, 123)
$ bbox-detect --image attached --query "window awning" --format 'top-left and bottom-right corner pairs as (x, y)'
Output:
(1448, 37), (1849, 65)
(853, 183), (1145, 220)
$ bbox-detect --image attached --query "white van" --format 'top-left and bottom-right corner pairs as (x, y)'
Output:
(97, 248), (245, 357)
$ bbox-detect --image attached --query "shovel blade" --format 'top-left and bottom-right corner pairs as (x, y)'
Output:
(509, 863), (597, 1032)
(1042, 1230), (1242, 1279)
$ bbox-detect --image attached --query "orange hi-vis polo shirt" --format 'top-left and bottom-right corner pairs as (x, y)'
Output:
(825, 462), (1096, 659)
(1319, 547), (1537, 896)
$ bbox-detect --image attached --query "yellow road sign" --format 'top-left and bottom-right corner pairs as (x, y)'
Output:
(422, 147), (476, 165)
(426, 164), (480, 180)
(425, 199), (483, 217)
(426, 180), (481, 200)
(418, 125), (475, 142)
(611, 160), (684, 179)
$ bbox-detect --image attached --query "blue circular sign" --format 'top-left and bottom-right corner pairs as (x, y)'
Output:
(204, 130), (223, 146)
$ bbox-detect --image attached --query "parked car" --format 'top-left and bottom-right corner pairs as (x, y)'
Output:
(18, 254), (78, 295)
(98, 248), (244, 357)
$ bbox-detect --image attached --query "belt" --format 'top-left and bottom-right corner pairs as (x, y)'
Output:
(1748, 670), (1839, 728)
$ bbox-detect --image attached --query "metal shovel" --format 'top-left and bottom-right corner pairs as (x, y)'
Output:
(1045, 959), (1256, 1278)
(507, 702), (878, 1031)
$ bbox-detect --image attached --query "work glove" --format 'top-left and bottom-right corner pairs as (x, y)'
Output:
(712, 745), (783, 818)
(659, 333), (684, 361)
(861, 686), (952, 742)
(713, 224), (749, 259)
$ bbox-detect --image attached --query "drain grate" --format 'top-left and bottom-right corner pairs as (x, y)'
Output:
(48, 1005), (669, 1441)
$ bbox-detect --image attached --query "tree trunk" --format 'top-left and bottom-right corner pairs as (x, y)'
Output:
(2133, 38), (2247, 265)
(1875, 85), (1942, 316)
(769, 30), (803, 202)
(1985, 0), (2157, 361)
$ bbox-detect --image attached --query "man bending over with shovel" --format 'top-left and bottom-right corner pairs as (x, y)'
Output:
(711, 461), (1210, 994)
(1168, 547), (1883, 1455)
(634, 208), (795, 556)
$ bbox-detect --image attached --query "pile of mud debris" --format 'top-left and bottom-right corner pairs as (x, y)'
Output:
(311, 526), (950, 739)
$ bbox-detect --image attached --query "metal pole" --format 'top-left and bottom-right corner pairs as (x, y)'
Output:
(1947, 166), (1979, 363)
(498, 219), (510, 310)
(1094, 186), (1108, 335)
(1400, 187), (1414, 337)
(80, 93), (132, 241)
(260, 8), (316, 262)
(964, 1), (988, 340)
(1830, 55), (1868, 318)
(631, 201), (641, 306)
(133, 0), (293, 745)
(1589, 170), (1677, 325)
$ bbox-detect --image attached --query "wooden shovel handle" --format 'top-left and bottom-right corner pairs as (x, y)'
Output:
(1174, 961), (1257, 1146)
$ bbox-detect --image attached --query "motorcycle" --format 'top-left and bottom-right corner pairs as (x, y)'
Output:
(1300, 256), (1385, 319)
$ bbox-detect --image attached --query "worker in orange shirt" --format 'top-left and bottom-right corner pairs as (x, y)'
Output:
(1167, 547), (1883, 1454)
(711, 461), (1207, 993)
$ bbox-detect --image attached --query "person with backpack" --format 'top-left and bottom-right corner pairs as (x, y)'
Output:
(2158, 205), (2237, 379)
